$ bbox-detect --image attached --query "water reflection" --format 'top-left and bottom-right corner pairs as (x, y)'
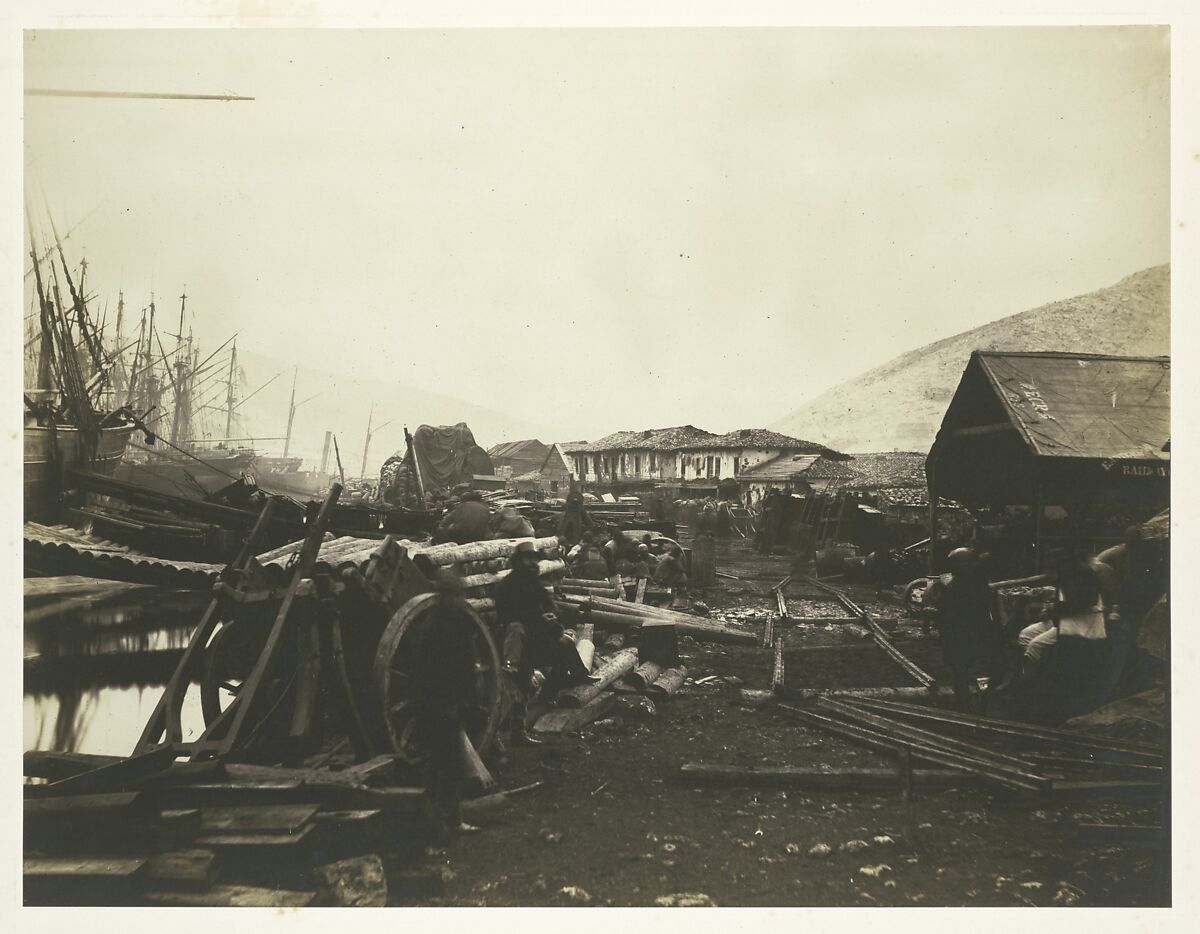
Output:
(24, 585), (211, 756)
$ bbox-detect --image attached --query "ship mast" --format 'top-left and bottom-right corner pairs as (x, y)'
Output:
(225, 339), (238, 439)
(168, 289), (192, 446)
(283, 367), (298, 459)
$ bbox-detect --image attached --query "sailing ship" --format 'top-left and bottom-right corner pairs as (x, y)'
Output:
(23, 215), (138, 522)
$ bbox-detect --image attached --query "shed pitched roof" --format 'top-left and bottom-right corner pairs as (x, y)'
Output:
(736, 453), (821, 481)
(487, 439), (547, 460)
(975, 351), (1170, 461)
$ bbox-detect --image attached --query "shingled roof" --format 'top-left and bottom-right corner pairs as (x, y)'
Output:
(678, 428), (847, 458)
(842, 452), (929, 490)
(579, 426), (716, 453)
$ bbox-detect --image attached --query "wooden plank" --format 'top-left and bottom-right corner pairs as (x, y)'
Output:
(23, 750), (122, 781)
(145, 849), (219, 890)
(196, 824), (315, 851)
(25, 791), (144, 817)
(143, 885), (315, 907)
(24, 856), (146, 880)
(159, 808), (202, 844)
(635, 578), (647, 604)
(154, 782), (425, 814)
(676, 763), (988, 790)
(44, 746), (178, 795)
(200, 804), (320, 834)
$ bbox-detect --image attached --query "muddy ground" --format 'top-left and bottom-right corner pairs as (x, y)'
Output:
(399, 543), (1168, 908)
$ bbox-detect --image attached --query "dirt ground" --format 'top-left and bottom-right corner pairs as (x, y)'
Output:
(399, 545), (1168, 908)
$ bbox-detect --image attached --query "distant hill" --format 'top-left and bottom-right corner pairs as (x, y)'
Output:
(770, 266), (1170, 453)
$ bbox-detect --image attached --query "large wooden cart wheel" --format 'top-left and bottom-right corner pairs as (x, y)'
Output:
(371, 592), (503, 763)
(200, 616), (309, 735)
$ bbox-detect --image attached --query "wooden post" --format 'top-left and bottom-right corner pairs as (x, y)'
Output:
(575, 623), (595, 673)
(899, 744), (915, 847)
(1033, 476), (1044, 573)
(771, 634), (786, 692)
(691, 532), (716, 587)
(926, 459), (939, 575)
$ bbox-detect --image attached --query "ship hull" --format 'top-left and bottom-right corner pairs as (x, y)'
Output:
(114, 445), (256, 499)
(24, 423), (137, 522)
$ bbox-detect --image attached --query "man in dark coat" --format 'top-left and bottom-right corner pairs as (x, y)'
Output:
(432, 490), (492, 544)
(927, 547), (1002, 710)
(494, 541), (592, 743)
(410, 568), (482, 840)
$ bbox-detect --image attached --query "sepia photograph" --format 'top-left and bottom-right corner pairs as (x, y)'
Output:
(13, 8), (1179, 913)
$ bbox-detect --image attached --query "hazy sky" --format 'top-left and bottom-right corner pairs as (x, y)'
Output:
(23, 27), (1169, 464)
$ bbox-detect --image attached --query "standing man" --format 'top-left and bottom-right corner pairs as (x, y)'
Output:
(410, 568), (482, 841)
(494, 541), (593, 744)
(927, 547), (1001, 711)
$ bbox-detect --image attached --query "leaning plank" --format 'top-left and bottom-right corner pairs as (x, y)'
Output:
(46, 745), (178, 795)
(559, 594), (757, 644)
(200, 804), (319, 835)
(145, 849), (219, 891)
(533, 692), (617, 734)
(676, 763), (988, 790)
(143, 885), (315, 907)
(23, 751), (123, 781)
(556, 649), (638, 708)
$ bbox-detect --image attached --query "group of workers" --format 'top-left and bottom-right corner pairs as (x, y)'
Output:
(430, 489), (536, 545)
(926, 522), (1167, 718)
(566, 529), (689, 600)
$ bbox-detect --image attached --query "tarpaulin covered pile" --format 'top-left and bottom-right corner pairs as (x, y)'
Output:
(380, 423), (493, 505)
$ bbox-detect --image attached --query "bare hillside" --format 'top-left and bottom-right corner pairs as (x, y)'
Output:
(771, 266), (1169, 453)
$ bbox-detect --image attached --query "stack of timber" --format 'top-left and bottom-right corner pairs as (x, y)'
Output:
(22, 749), (510, 906)
(24, 525), (564, 603)
(24, 522), (223, 587)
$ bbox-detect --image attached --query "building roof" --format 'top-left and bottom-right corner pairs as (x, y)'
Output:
(579, 425), (716, 453)
(677, 427), (846, 457)
(975, 351), (1170, 461)
(736, 453), (822, 481)
(842, 452), (928, 490)
(487, 439), (547, 460)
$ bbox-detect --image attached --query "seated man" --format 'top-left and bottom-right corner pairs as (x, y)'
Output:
(432, 490), (492, 545)
(492, 506), (535, 540)
(654, 545), (689, 604)
(1016, 559), (1111, 720)
(571, 532), (610, 581)
(494, 541), (593, 744)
